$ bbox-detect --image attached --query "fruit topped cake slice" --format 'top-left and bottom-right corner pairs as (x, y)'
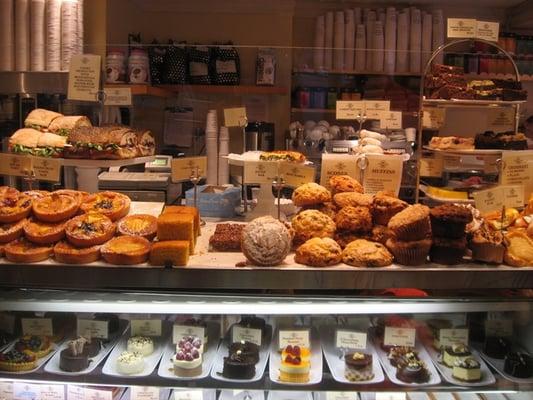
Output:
(14, 335), (52, 358)
(279, 345), (311, 383)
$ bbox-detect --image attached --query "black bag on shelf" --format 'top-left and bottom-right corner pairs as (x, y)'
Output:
(212, 42), (240, 85)
(148, 40), (167, 85)
(163, 41), (188, 84)
(187, 45), (212, 84)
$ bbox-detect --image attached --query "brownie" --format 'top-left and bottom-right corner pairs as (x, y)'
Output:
(484, 336), (511, 359)
(475, 131), (528, 150)
(430, 204), (473, 239)
(430, 236), (467, 265)
(209, 223), (245, 252)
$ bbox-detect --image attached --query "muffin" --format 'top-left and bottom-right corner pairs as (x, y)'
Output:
(335, 225), (392, 249)
(372, 191), (408, 225)
(295, 237), (342, 267)
(334, 231), (362, 249)
(291, 209), (336, 246)
(429, 236), (467, 265)
(386, 237), (432, 266)
(329, 175), (364, 194)
(241, 216), (292, 266)
(333, 192), (373, 208)
(335, 206), (372, 233)
(292, 183), (331, 207)
(430, 204), (473, 238)
(388, 204), (431, 241)
(469, 223), (505, 264)
(301, 202), (337, 220)
(342, 239), (393, 268)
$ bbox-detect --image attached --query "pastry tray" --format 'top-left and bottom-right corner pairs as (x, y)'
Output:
(157, 321), (220, 381)
(424, 343), (495, 386)
(372, 335), (441, 387)
(0, 337), (67, 375)
(269, 326), (323, 386)
(45, 319), (128, 376)
(320, 325), (384, 385)
(211, 324), (272, 383)
(473, 342), (533, 384)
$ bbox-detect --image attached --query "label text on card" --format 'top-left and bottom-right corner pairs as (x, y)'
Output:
(66, 386), (84, 400)
(378, 111), (402, 130)
(171, 157), (207, 183)
(40, 385), (64, 400)
(0, 382), (13, 400)
(0, 154), (32, 178)
(447, 18), (477, 38)
(422, 109), (446, 129)
(22, 318), (53, 336)
(384, 327), (416, 347)
(420, 155), (443, 177)
(335, 330), (367, 350)
(131, 387), (160, 400)
(67, 54), (102, 102)
(336, 101), (365, 120)
(243, 160), (278, 184)
(279, 163), (315, 187)
(84, 388), (112, 400)
(173, 391), (203, 400)
(31, 157), (61, 182)
(501, 151), (533, 203)
(320, 154), (358, 187)
(473, 187), (504, 214)
(364, 101), (391, 119)
(362, 155), (403, 196)
(77, 319), (109, 340)
(485, 319), (513, 337)
(172, 325), (205, 344)
(439, 329), (469, 347)
(103, 87), (132, 106)
(326, 392), (358, 400)
(232, 326), (262, 346)
(224, 107), (247, 127)
(131, 320), (162, 337)
(13, 383), (41, 400)
(476, 21), (500, 42)
(279, 329), (310, 350)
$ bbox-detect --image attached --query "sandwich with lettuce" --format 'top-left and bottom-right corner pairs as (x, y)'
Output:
(9, 128), (67, 158)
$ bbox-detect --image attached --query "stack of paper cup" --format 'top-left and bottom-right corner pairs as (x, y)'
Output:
(333, 11), (345, 70)
(410, 8), (422, 73)
(344, 9), (355, 71)
(77, 0), (83, 53)
(396, 12), (408, 73)
(15, 0), (30, 71)
(0, 0), (14, 71)
(61, 0), (78, 71)
(355, 24), (366, 72)
(324, 11), (333, 70)
(218, 126), (230, 185)
(365, 10), (376, 71)
(31, 0), (46, 71)
(206, 110), (218, 185)
(432, 10), (444, 64)
(384, 7), (396, 73)
(422, 12), (432, 72)
(313, 15), (325, 70)
(46, 0), (62, 71)
(372, 20), (384, 72)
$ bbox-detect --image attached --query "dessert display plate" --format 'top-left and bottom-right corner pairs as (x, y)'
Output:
(372, 336), (441, 387)
(269, 327), (323, 386)
(360, 394), (430, 400)
(102, 328), (166, 378)
(473, 343), (533, 384)
(45, 319), (128, 376)
(211, 324), (272, 383)
(424, 344), (495, 386)
(422, 146), (503, 156)
(320, 325), (385, 385)
(171, 389), (216, 400)
(120, 388), (171, 400)
(157, 321), (220, 381)
(267, 391), (313, 400)
(219, 390), (264, 400)
(0, 337), (66, 375)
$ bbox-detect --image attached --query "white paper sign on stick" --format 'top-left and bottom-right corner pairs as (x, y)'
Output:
(383, 327), (416, 347)
(335, 330), (367, 350)
(447, 18), (477, 38)
(131, 387), (159, 400)
(278, 329), (310, 350)
(67, 54), (101, 102)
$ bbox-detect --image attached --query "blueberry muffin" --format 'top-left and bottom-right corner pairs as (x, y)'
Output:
(295, 237), (342, 267)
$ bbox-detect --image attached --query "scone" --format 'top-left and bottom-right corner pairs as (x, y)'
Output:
(388, 204), (431, 241)
(292, 183), (331, 207)
(291, 209), (336, 245)
(295, 237), (342, 267)
(241, 216), (292, 266)
(335, 206), (372, 233)
(342, 239), (393, 268)
(333, 192), (374, 208)
(372, 191), (408, 225)
(329, 175), (364, 194)
(335, 226), (392, 249)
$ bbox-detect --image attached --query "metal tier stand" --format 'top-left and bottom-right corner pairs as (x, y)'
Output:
(416, 38), (523, 203)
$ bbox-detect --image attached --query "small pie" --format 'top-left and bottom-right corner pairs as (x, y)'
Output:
(32, 193), (80, 222)
(0, 218), (28, 243)
(23, 190), (50, 200)
(15, 335), (52, 358)
(0, 190), (32, 223)
(80, 191), (130, 221)
(54, 241), (100, 264)
(65, 213), (116, 247)
(117, 214), (157, 240)
(24, 220), (65, 244)
(0, 350), (36, 372)
(4, 238), (54, 263)
(54, 189), (89, 203)
(101, 235), (151, 265)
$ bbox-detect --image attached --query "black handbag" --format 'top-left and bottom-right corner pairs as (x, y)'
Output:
(163, 41), (188, 84)
(187, 45), (212, 84)
(212, 42), (240, 85)
(148, 40), (167, 85)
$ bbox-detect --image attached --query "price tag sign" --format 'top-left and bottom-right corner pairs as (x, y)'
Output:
(364, 100), (391, 119)
(362, 155), (403, 196)
(66, 386), (83, 400)
(279, 329), (310, 350)
(232, 326), (262, 346)
(67, 54), (102, 102)
(439, 329), (469, 347)
(502, 185), (525, 208)
(473, 187), (505, 213)
(0, 312), (16, 334)
(279, 163), (315, 187)
(103, 87), (132, 106)
(0, 153), (32, 178)
(378, 111), (402, 130)
(320, 154), (358, 187)
(243, 160), (278, 184)
(420, 155), (444, 177)
(77, 319), (109, 340)
(0, 382), (13, 400)
(422, 109), (446, 129)
(83, 388), (112, 400)
(171, 156), (207, 183)
(488, 109), (515, 132)
(335, 330), (367, 350)
(336, 101), (365, 120)
(326, 392), (358, 400)
(131, 387), (159, 400)
(476, 20), (500, 42)
(501, 151), (533, 204)
(384, 327), (416, 347)
(32, 157), (61, 182)
(22, 318), (53, 336)
(485, 319), (513, 337)
(172, 325), (205, 344)
(375, 394), (406, 400)
(224, 107), (247, 127)
(447, 18), (477, 38)
(173, 391), (203, 400)
(40, 386), (65, 400)
(131, 320), (162, 337)
(13, 383), (41, 400)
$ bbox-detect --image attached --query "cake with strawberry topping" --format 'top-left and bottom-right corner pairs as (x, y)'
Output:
(173, 336), (203, 377)
(279, 345), (311, 383)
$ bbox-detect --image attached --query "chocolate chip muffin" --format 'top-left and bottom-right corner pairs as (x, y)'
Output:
(291, 209), (336, 246)
(333, 192), (374, 208)
(294, 237), (342, 267)
(388, 204), (431, 241)
(335, 206), (373, 233)
(342, 239), (393, 268)
(292, 183), (331, 207)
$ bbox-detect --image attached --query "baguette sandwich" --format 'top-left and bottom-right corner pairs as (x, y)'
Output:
(66, 126), (139, 159)
(24, 108), (63, 131)
(48, 116), (92, 137)
(136, 129), (156, 156)
(9, 128), (67, 158)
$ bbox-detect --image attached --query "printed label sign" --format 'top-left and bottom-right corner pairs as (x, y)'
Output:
(378, 111), (402, 130)
(476, 20), (500, 42)
(131, 320), (162, 337)
(422, 109), (446, 129)
(131, 387), (159, 400)
(279, 163), (315, 187)
(243, 160), (278, 184)
(364, 101), (391, 119)
(326, 392), (358, 400)
(420, 155), (444, 177)
(22, 318), (53, 336)
(439, 329), (469, 347)
(0, 382), (13, 400)
(501, 151), (533, 203)
(447, 18), (477, 38)
(0, 154), (32, 178)
(232, 326), (262, 346)
(77, 319), (109, 340)
(335, 330), (367, 350)
(13, 383), (41, 400)
(103, 87), (132, 106)
(172, 325), (205, 345)
(320, 154), (358, 187)
(362, 155), (403, 196)
(502, 185), (525, 209)
(336, 101), (365, 120)
(224, 107), (247, 127)
(485, 319), (513, 337)
(84, 388), (112, 400)
(32, 157), (61, 182)
(171, 156), (207, 182)
(473, 187), (505, 213)
(487, 109), (515, 132)
(68, 54), (102, 102)
(279, 329), (310, 350)
(40, 385), (64, 400)
(66, 386), (84, 400)
(173, 391), (203, 400)
(383, 327), (416, 347)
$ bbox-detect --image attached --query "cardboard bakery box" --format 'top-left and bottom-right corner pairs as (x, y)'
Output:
(185, 185), (241, 217)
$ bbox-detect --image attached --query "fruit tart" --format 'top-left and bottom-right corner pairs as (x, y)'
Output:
(65, 213), (116, 247)
(100, 235), (151, 265)
(0, 349), (36, 372)
(80, 191), (130, 221)
(53, 241), (101, 264)
(4, 237), (54, 263)
(24, 220), (65, 244)
(117, 214), (157, 240)
(0, 217), (28, 243)
(0, 189), (32, 223)
(15, 335), (52, 358)
(32, 192), (80, 222)
(54, 189), (89, 203)
(23, 190), (50, 200)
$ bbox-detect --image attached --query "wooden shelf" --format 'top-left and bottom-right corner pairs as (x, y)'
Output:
(466, 73), (533, 81)
(158, 84), (288, 95)
(291, 107), (335, 114)
(293, 68), (422, 77)
(104, 84), (174, 98)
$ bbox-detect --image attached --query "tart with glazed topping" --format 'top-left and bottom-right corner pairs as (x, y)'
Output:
(4, 237), (54, 263)
(100, 235), (151, 265)
(65, 213), (116, 247)
(117, 214), (157, 240)
(0, 218), (28, 243)
(80, 191), (130, 221)
(24, 220), (65, 244)
(53, 241), (101, 264)
(32, 192), (80, 222)
(0, 189), (32, 223)
(0, 349), (36, 371)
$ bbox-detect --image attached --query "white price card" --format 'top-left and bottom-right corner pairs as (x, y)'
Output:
(383, 327), (416, 347)
(131, 387), (160, 400)
(336, 101), (365, 120)
(422, 109), (446, 129)
(131, 320), (162, 337)
(103, 87), (132, 106)
(476, 20), (500, 42)
(501, 150), (533, 204)
(378, 111), (402, 130)
(40, 385), (64, 400)
(335, 330), (367, 350)
(320, 153), (359, 187)
(224, 107), (247, 127)
(232, 326), (262, 346)
(84, 388), (112, 400)
(439, 329), (469, 348)
(447, 18), (477, 38)
(364, 100), (390, 119)
(485, 319), (513, 337)
(0, 153), (32, 178)
(32, 157), (61, 182)
(362, 155), (403, 197)
(279, 329), (310, 350)
(13, 383), (41, 400)
(171, 156), (207, 183)
(0, 382), (13, 400)
(326, 392), (358, 400)
(173, 391), (203, 400)
(420, 155), (444, 178)
(279, 162), (315, 187)
(0, 313), (16, 334)
(66, 386), (84, 400)
(376, 393), (406, 400)
(22, 318), (53, 336)
(243, 160), (279, 184)
(473, 187), (504, 214)
(487, 108), (515, 131)
(172, 325), (205, 344)
(77, 319), (109, 340)
(67, 54), (102, 102)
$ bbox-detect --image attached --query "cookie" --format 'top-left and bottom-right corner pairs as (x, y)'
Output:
(335, 206), (372, 233)
(388, 204), (431, 241)
(329, 175), (364, 194)
(291, 209), (336, 245)
(295, 237), (342, 267)
(333, 192), (374, 208)
(292, 183), (331, 207)
(372, 191), (408, 225)
(342, 239), (393, 268)
(241, 216), (292, 266)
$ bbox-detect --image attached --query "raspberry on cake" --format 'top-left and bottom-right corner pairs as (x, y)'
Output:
(173, 336), (203, 377)
(279, 345), (311, 383)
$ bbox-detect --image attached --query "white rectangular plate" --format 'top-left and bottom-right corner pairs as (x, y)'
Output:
(424, 343), (495, 386)
(473, 342), (533, 384)
(320, 325), (384, 385)
(372, 335), (441, 387)
(45, 319), (128, 376)
(269, 327), (323, 386)
(121, 388), (171, 400)
(171, 389), (216, 400)
(267, 392), (313, 400)
(157, 322), (220, 381)
(211, 325), (272, 383)
(219, 390), (264, 400)
(0, 337), (66, 374)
